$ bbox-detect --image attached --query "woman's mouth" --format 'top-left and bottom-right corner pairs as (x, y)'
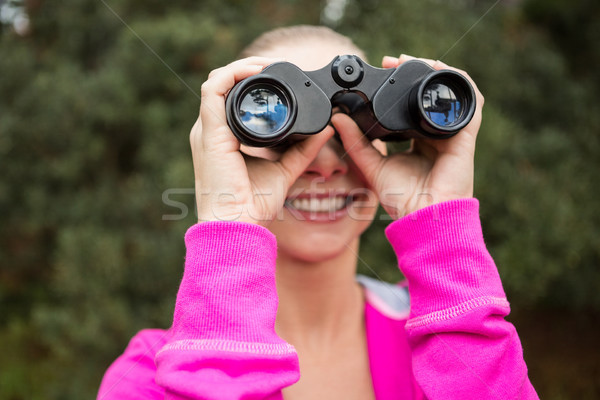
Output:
(284, 194), (357, 222)
(289, 196), (348, 212)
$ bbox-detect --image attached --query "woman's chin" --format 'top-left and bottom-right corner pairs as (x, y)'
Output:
(268, 204), (377, 263)
(272, 223), (361, 263)
(278, 240), (349, 264)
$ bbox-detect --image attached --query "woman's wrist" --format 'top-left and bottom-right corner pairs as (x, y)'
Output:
(383, 191), (474, 221)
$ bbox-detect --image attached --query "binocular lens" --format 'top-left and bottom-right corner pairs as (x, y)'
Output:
(238, 86), (290, 136)
(422, 80), (464, 128)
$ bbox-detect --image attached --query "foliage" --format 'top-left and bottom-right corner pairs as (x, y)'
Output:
(0, 0), (598, 398)
(351, 0), (600, 311)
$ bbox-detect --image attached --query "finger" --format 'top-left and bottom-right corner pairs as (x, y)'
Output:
(208, 56), (284, 79)
(226, 56), (285, 68)
(433, 60), (483, 100)
(240, 144), (281, 162)
(395, 54), (445, 72)
(397, 53), (417, 65)
(460, 99), (483, 141)
(398, 55), (451, 71)
(422, 60), (485, 109)
(189, 116), (204, 176)
(431, 59), (460, 72)
(413, 104), (480, 160)
(411, 55), (438, 68)
(277, 127), (335, 186)
(382, 55), (399, 68)
(206, 57), (280, 93)
(201, 63), (263, 111)
(331, 113), (384, 184)
(200, 57), (284, 131)
(385, 55), (484, 105)
(199, 65), (269, 154)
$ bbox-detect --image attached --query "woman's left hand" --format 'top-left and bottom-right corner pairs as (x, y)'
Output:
(333, 54), (485, 220)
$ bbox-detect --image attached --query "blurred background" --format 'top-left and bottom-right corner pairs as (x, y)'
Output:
(1, 0), (598, 398)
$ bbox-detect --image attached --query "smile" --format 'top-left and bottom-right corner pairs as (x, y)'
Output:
(287, 196), (349, 213)
(283, 193), (361, 222)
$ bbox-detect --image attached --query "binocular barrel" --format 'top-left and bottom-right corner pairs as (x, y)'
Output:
(225, 55), (476, 147)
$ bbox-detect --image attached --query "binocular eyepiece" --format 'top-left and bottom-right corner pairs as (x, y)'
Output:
(225, 55), (476, 147)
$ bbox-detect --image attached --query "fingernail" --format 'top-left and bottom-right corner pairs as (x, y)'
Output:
(383, 55), (397, 64)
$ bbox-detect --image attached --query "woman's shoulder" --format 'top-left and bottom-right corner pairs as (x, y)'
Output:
(114, 328), (170, 363)
(98, 329), (169, 398)
(356, 274), (410, 321)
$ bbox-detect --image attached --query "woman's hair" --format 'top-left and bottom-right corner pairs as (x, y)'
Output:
(239, 25), (367, 60)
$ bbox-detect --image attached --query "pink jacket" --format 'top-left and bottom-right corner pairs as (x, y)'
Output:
(97, 199), (538, 399)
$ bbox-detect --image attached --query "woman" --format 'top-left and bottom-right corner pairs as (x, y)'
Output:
(98, 25), (538, 399)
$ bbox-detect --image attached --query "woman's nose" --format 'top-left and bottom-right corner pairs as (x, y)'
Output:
(301, 138), (348, 180)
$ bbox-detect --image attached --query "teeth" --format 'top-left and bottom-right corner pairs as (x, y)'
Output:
(290, 196), (348, 212)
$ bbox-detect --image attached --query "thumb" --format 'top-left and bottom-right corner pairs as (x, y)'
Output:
(332, 113), (384, 186)
(276, 127), (335, 186)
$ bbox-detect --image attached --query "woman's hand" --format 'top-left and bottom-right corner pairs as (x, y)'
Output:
(191, 57), (334, 226)
(333, 54), (485, 220)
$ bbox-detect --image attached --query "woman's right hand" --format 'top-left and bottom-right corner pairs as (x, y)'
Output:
(191, 57), (334, 226)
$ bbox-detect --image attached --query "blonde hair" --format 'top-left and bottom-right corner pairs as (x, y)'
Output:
(239, 25), (367, 61)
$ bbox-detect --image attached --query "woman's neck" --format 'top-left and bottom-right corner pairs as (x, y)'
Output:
(274, 238), (365, 353)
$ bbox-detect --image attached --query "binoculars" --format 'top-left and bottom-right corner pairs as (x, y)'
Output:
(226, 55), (476, 147)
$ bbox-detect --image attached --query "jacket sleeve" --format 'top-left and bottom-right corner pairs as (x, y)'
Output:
(154, 221), (299, 400)
(96, 222), (298, 400)
(386, 199), (539, 400)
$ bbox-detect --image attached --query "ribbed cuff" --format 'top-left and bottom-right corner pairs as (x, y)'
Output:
(385, 199), (506, 318)
(171, 221), (283, 344)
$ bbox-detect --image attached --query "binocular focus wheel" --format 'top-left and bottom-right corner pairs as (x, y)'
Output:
(331, 55), (364, 88)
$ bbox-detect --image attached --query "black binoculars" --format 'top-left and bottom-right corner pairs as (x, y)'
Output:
(225, 55), (476, 147)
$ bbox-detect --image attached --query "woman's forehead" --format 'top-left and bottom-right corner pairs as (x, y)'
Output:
(256, 42), (365, 71)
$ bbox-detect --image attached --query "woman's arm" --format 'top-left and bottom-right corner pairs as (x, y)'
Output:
(338, 54), (537, 397)
(387, 199), (538, 399)
(99, 56), (331, 399)
(153, 221), (299, 400)
(97, 222), (299, 400)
